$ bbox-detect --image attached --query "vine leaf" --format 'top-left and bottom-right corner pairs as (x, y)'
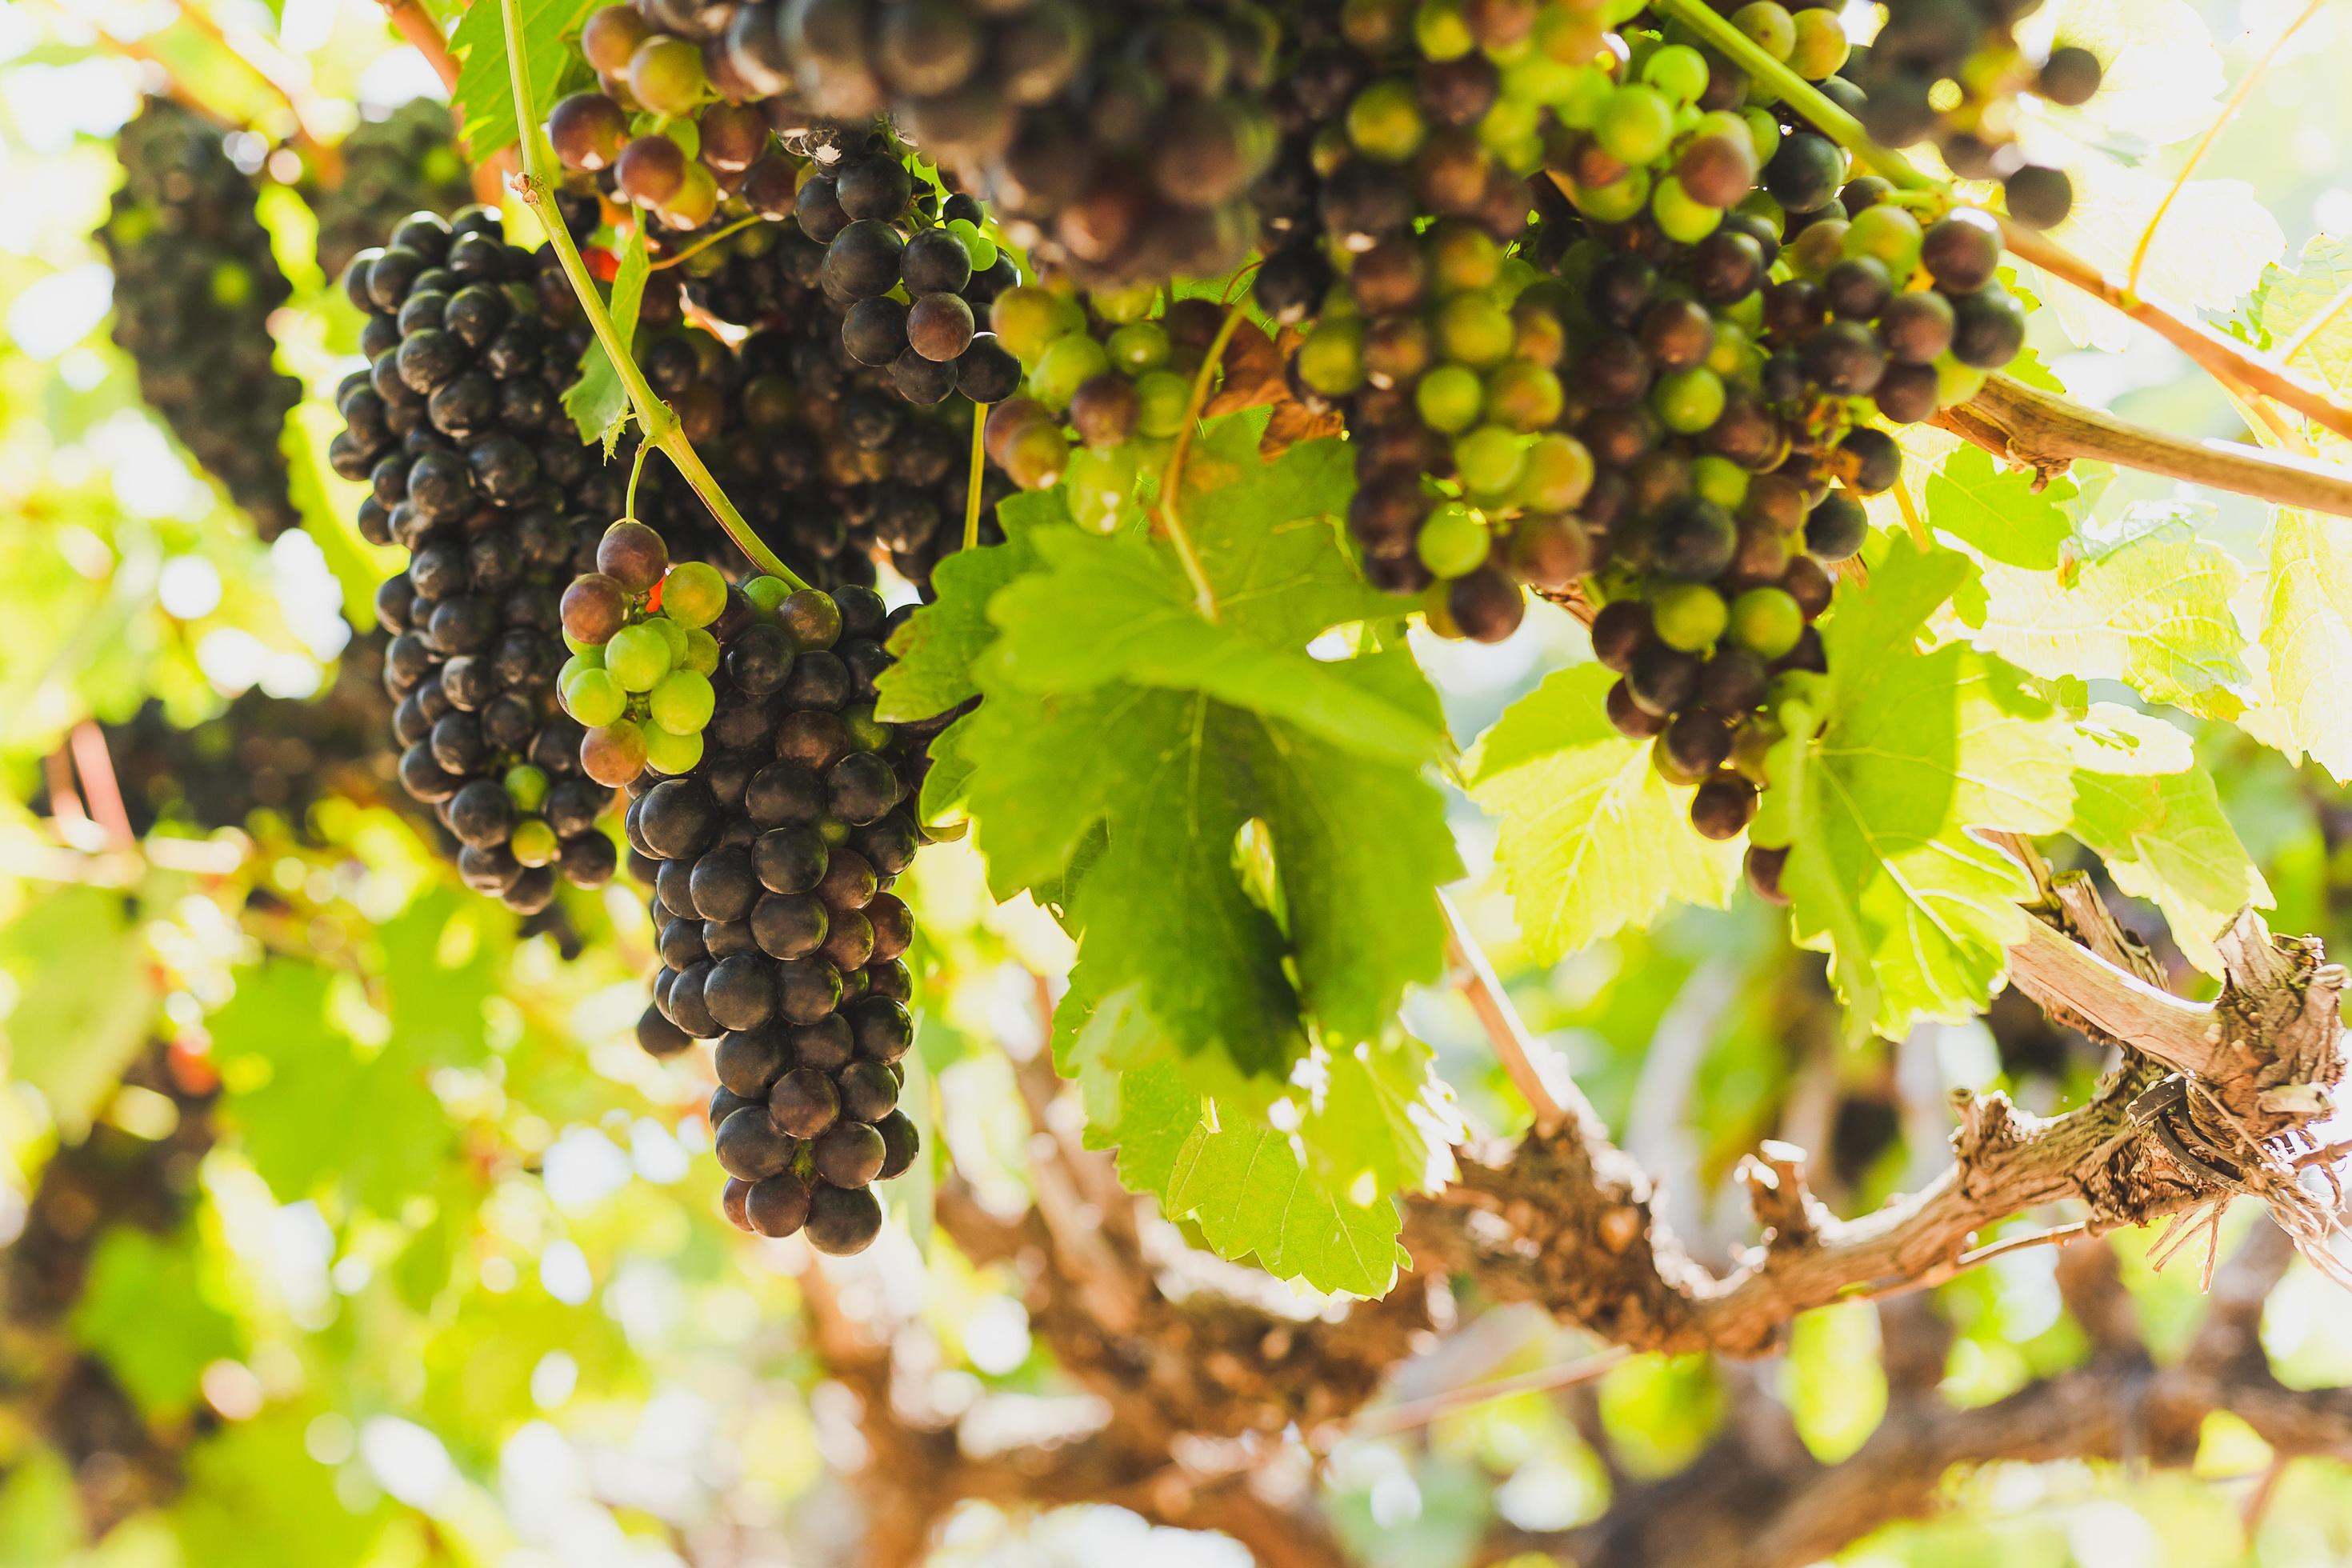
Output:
(1756, 538), (2076, 1038)
(563, 221), (650, 452)
(0, 886), (154, 1138)
(450, 0), (598, 162)
(1966, 506), (2250, 720)
(2066, 706), (2270, 974)
(1466, 664), (1740, 962)
(874, 490), (1050, 723)
(1924, 446), (2074, 570)
(72, 1229), (242, 1420)
(2254, 507), (2352, 782)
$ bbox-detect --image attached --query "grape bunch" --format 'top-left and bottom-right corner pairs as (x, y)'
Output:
(623, 578), (927, 1256)
(328, 206), (629, 912)
(775, 0), (1281, 285)
(310, 97), (476, 280)
(799, 139), (1024, 406)
(102, 99), (303, 541)
(558, 520), (731, 782)
(1750, 0), (2102, 228)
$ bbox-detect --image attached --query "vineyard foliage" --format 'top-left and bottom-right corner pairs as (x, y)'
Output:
(2, 0), (2352, 1565)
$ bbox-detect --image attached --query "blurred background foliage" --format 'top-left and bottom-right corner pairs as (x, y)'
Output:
(0, 1), (2350, 1565)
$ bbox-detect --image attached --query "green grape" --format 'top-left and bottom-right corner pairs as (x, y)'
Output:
(1574, 166), (1651, 224)
(1653, 582), (1728, 651)
(1691, 454), (1750, 510)
(1934, 353), (1989, 407)
(562, 666), (627, 726)
(1348, 78), (1427, 162)
(1789, 8), (1850, 80)
(1092, 282), (1158, 323)
(1414, 362), (1484, 433)
(1556, 65), (1613, 130)
(649, 614), (690, 666)
(642, 723), (704, 777)
(990, 286), (1073, 365)
(842, 706), (891, 753)
(511, 818), (559, 868)
(649, 668), (715, 735)
(1066, 445), (1140, 534)
(1846, 203), (1925, 279)
(660, 561), (727, 627)
(682, 626), (720, 676)
(504, 764), (550, 813)
(1478, 97), (1542, 162)
(1653, 366), (1726, 434)
(1706, 319), (1754, 380)
(1030, 332), (1113, 410)
(1454, 425), (1528, 498)
(606, 622), (674, 693)
(1739, 106), (1781, 165)
(1107, 321), (1170, 373)
(557, 653), (596, 693)
(742, 575), (791, 616)
(1504, 54), (1578, 107)
(1730, 586), (1805, 659)
(1721, 287), (1766, 335)
(1296, 318), (1368, 397)
(1595, 84), (1674, 166)
(1732, 2), (1795, 59)
(1418, 500), (1491, 578)
(1435, 294), (1515, 367)
(1786, 218), (1847, 280)
(1430, 225), (1502, 293)
(1651, 176), (1722, 243)
(1642, 44), (1710, 106)
(1485, 359), (1565, 430)
(1514, 432), (1594, 512)
(1414, 0), (1474, 59)
(1133, 370), (1192, 437)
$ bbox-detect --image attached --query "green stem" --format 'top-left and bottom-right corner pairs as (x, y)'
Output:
(1652, 0), (1933, 193)
(963, 398), (986, 554)
(648, 213), (762, 271)
(1158, 298), (1250, 622)
(494, 0), (808, 590)
(624, 439), (649, 522)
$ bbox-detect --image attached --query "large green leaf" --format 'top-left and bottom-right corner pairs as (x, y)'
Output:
(450, 0), (598, 162)
(1970, 510), (2248, 720)
(1756, 538), (2076, 1038)
(1, 886), (154, 1138)
(1924, 446), (2076, 570)
(562, 221), (650, 451)
(874, 491), (1052, 722)
(1466, 663), (1741, 962)
(2255, 508), (2352, 782)
(72, 1227), (242, 1419)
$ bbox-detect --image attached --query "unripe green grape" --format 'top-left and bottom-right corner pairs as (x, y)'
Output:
(505, 764), (550, 813)
(563, 666), (627, 726)
(628, 37), (706, 118)
(1786, 218), (1847, 280)
(682, 626), (719, 676)
(649, 614), (690, 667)
(1653, 582), (1728, 651)
(1414, 0), (1474, 59)
(1478, 97), (1542, 162)
(1418, 500), (1491, 578)
(1107, 321), (1170, 373)
(642, 724), (704, 777)
(1030, 333), (1112, 410)
(1934, 353), (1989, 408)
(557, 653), (596, 693)
(1066, 446), (1140, 534)
(1296, 318), (1368, 397)
(1653, 366), (1726, 434)
(1348, 78), (1427, 162)
(742, 575), (791, 617)
(606, 622), (674, 693)
(1573, 166), (1650, 224)
(1706, 320), (1754, 381)
(1738, 106), (1780, 165)
(1732, 2), (1795, 59)
(842, 706), (891, 753)
(1642, 44), (1710, 106)
(1484, 359), (1564, 430)
(1092, 282), (1158, 323)
(1731, 586), (1806, 658)
(1691, 454), (1750, 511)
(660, 561), (727, 627)
(1415, 362), (1484, 433)
(1722, 287), (1766, 334)
(511, 818), (560, 868)
(1003, 422), (1071, 490)
(1504, 54), (1578, 107)
(1845, 203), (1925, 280)
(1435, 293), (1515, 367)
(990, 286), (1073, 365)
(1594, 84), (1675, 165)
(650, 668), (715, 735)
(1454, 425), (1528, 498)
(1515, 432), (1594, 512)
(1556, 65), (1613, 130)
(1652, 176), (1723, 243)
(1789, 9), (1850, 80)
(581, 720), (649, 787)
(1430, 224), (1502, 293)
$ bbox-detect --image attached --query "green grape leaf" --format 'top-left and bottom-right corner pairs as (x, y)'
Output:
(171, 1409), (386, 1568)
(2066, 708), (2271, 974)
(71, 1228), (241, 1419)
(563, 221), (650, 452)
(874, 490), (1054, 723)
(1, 886), (154, 1138)
(2252, 234), (2352, 398)
(1466, 664), (1742, 962)
(2256, 508), (2352, 782)
(450, 0), (598, 163)
(1970, 509), (2249, 719)
(1923, 446), (2075, 570)
(1757, 538), (2076, 1038)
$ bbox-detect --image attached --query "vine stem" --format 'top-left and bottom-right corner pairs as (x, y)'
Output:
(963, 398), (986, 553)
(648, 214), (762, 270)
(1338, 1345), (1630, 1443)
(1158, 298), (1251, 622)
(1438, 888), (1569, 1132)
(1653, 0), (2352, 448)
(494, 0), (808, 590)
